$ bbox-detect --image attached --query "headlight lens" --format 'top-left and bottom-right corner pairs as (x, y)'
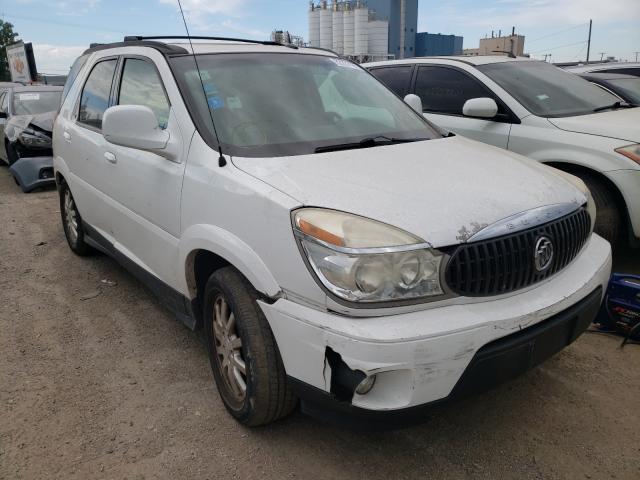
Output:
(18, 129), (51, 148)
(615, 144), (640, 165)
(293, 208), (444, 304)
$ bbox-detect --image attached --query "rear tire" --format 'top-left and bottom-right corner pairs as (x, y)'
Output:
(579, 174), (621, 246)
(59, 180), (92, 256)
(203, 267), (297, 426)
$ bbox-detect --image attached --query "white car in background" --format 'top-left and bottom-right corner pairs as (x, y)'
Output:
(565, 62), (640, 78)
(366, 56), (640, 247)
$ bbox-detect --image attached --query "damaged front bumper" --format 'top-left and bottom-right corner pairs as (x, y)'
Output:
(259, 234), (611, 427)
(9, 156), (55, 193)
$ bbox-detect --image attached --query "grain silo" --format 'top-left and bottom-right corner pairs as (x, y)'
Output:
(319, 1), (333, 50)
(308, 2), (320, 47)
(342, 3), (355, 56)
(332, 3), (344, 55)
(368, 19), (389, 57)
(354, 1), (368, 56)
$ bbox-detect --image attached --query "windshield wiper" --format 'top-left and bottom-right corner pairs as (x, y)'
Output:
(314, 135), (428, 153)
(593, 101), (632, 112)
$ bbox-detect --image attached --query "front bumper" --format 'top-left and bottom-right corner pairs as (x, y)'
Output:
(9, 156), (55, 193)
(259, 234), (611, 424)
(606, 169), (640, 240)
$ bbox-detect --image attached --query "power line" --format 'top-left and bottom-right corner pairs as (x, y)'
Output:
(529, 40), (587, 54)
(527, 22), (590, 44)
(2, 12), (123, 34)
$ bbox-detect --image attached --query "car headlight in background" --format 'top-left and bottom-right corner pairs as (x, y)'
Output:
(292, 208), (444, 304)
(615, 144), (640, 165)
(550, 168), (597, 233)
(18, 128), (52, 148)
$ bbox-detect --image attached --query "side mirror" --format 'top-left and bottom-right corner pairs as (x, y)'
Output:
(403, 94), (423, 114)
(462, 98), (498, 119)
(102, 105), (170, 154)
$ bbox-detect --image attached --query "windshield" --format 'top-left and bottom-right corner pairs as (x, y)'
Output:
(169, 53), (439, 157)
(606, 78), (640, 105)
(477, 61), (620, 117)
(13, 91), (62, 115)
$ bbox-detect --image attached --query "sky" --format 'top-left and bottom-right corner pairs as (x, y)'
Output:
(0, 0), (638, 74)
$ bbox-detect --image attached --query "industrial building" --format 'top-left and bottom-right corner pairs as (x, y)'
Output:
(308, 1), (419, 62)
(463, 30), (525, 57)
(415, 32), (463, 56)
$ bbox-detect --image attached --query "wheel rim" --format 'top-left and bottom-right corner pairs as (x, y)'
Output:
(64, 190), (79, 244)
(212, 295), (247, 402)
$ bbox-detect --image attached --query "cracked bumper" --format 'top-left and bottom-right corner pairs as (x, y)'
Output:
(259, 234), (611, 420)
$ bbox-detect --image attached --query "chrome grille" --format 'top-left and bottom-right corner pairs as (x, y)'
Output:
(445, 208), (591, 297)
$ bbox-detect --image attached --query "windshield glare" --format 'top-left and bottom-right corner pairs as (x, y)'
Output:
(13, 91), (62, 115)
(170, 53), (439, 157)
(478, 61), (620, 117)
(607, 78), (640, 105)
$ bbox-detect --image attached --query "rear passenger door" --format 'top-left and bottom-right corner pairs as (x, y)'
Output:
(412, 65), (512, 149)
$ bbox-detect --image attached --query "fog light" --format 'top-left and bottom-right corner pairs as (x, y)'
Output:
(355, 374), (376, 395)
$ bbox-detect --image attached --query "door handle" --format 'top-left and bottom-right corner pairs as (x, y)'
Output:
(63, 131), (71, 142)
(104, 152), (117, 164)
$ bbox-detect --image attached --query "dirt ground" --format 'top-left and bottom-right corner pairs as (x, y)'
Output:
(1, 167), (639, 480)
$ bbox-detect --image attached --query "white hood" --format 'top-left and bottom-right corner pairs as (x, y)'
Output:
(233, 136), (586, 248)
(548, 107), (640, 143)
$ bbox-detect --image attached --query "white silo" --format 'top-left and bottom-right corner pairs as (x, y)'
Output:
(319, 1), (333, 50)
(368, 20), (389, 58)
(342, 3), (355, 56)
(354, 1), (369, 56)
(308, 2), (320, 47)
(332, 3), (344, 55)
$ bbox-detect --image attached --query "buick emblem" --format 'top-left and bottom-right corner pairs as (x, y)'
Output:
(534, 236), (554, 272)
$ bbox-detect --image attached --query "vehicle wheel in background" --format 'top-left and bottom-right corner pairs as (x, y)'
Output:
(59, 180), (92, 256)
(203, 267), (297, 426)
(580, 174), (621, 246)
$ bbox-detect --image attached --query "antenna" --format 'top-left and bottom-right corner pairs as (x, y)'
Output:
(176, 0), (227, 167)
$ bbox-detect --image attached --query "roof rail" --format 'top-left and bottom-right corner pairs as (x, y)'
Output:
(123, 35), (299, 49)
(83, 39), (189, 56)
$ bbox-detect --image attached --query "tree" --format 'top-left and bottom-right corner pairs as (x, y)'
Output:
(0, 20), (19, 81)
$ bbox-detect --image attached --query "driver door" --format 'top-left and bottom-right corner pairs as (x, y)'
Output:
(413, 65), (512, 149)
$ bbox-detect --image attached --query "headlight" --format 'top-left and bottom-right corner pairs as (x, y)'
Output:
(550, 168), (596, 232)
(18, 129), (51, 148)
(615, 144), (640, 165)
(293, 208), (444, 304)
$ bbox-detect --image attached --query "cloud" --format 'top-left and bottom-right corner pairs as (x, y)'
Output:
(31, 44), (86, 74)
(158, 0), (247, 18)
(428, 0), (639, 30)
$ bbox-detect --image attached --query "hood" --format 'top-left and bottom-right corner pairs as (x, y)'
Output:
(547, 107), (640, 143)
(8, 111), (56, 134)
(232, 136), (586, 248)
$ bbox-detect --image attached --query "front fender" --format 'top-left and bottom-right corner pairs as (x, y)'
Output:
(178, 224), (282, 299)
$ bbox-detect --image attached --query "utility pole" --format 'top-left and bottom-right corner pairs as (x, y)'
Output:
(599, 52), (606, 62)
(635, 51), (639, 62)
(586, 19), (592, 64)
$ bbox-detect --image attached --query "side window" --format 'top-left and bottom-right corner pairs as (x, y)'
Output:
(369, 66), (413, 97)
(118, 58), (170, 129)
(78, 59), (117, 130)
(415, 66), (493, 115)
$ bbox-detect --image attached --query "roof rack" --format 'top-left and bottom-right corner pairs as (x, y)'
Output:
(123, 35), (299, 49)
(83, 39), (189, 56)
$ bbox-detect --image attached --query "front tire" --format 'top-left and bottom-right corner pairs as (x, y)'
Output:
(59, 180), (92, 256)
(204, 267), (297, 426)
(580, 174), (621, 246)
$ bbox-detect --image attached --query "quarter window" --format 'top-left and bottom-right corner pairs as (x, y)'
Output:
(414, 66), (492, 115)
(369, 66), (413, 98)
(78, 59), (117, 130)
(118, 58), (170, 129)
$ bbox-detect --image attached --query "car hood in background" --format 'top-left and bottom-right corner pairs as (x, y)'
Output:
(8, 111), (56, 134)
(232, 136), (586, 248)
(547, 108), (640, 143)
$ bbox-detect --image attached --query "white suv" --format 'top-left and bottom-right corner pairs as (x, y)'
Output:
(54, 38), (611, 427)
(366, 56), (640, 247)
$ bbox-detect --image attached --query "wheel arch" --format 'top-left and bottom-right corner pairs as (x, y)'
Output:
(543, 161), (630, 235)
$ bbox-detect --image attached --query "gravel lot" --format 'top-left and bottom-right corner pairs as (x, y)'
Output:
(1, 167), (639, 480)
